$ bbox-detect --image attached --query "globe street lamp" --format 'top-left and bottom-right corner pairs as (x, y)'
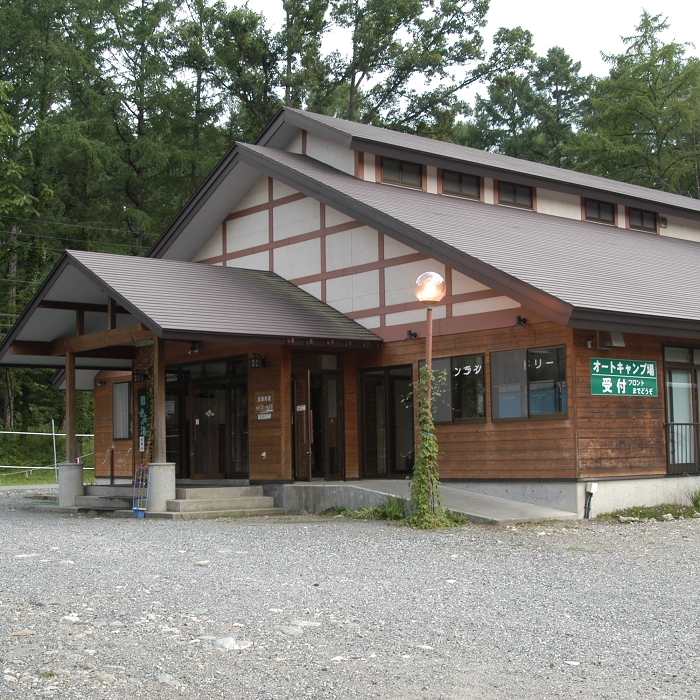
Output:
(414, 271), (446, 399)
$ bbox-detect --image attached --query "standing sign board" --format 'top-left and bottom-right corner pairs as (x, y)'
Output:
(590, 358), (658, 396)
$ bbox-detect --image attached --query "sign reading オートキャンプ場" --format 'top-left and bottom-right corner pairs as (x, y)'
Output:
(590, 358), (658, 397)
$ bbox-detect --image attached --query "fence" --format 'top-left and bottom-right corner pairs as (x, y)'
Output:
(0, 420), (95, 481)
(666, 422), (700, 475)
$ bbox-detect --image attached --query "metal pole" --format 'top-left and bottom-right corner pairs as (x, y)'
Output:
(425, 305), (434, 401)
(51, 419), (58, 480)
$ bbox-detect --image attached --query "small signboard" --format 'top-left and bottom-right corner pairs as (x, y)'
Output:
(255, 392), (274, 421)
(137, 388), (151, 452)
(590, 358), (658, 396)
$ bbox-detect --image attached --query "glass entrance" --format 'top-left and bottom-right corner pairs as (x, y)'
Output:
(192, 386), (226, 477)
(165, 357), (248, 479)
(665, 347), (700, 474)
(360, 365), (414, 478)
(292, 353), (344, 481)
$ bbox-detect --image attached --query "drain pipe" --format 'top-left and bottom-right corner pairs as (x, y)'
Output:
(584, 482), (598, 519)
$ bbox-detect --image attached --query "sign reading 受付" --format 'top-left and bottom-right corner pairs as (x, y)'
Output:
(255, 392), (274, 420)
(590, 358), (658, 397)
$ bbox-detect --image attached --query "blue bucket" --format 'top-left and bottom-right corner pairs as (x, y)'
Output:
(133, 509), (146, 519)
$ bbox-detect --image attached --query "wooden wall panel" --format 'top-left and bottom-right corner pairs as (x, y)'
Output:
(573, 330), (667, 479)
(93, 370), (133, 479)
(357, 321), (577, 480)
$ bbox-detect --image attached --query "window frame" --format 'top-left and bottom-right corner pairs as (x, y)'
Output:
(380, 157), (423, 189)
(441, 169), (481, 200)
(628, 206), (658, 233)
(490, 345), (567, 422)
(496, 180), (534, 210)
(419, 353), (487, 424)
(583, 198), (616, 226)
(112, 381), (133, 440)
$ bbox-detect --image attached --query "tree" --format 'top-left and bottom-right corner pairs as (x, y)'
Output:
(570, 12), (700, 197)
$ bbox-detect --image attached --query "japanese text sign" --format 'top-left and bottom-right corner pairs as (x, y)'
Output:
(590, 358), (658, 397)
(255, 392), (274, 421)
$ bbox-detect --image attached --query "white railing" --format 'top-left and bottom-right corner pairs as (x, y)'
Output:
(0, 420), (95, 480)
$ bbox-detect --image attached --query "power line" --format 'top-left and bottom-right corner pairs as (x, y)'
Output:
(3, 230), (146, 250)
(0, 214), (160, 237)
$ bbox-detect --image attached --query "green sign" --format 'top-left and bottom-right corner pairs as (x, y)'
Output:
(590, 358), (658, 397)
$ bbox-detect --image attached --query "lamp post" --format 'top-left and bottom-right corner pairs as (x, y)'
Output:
(414, 271), (446, 400)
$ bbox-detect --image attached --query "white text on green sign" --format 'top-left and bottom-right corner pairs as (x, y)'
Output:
(590, 358), (658, 397)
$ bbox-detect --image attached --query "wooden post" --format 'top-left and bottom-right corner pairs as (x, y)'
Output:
(107, 297), (116, 331)
(76, 309), (84, 336)
(152, 336), (166, 463)
(65, 351), (77, 463)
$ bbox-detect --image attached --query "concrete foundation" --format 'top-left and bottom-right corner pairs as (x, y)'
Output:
(264, 483), (390, 514)
(445, 476), (700, 517)
(147, 463), (176, 513)
(58, 463), (84, 507)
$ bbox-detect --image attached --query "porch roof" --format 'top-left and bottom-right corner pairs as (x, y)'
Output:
(0, 250), (381, 369)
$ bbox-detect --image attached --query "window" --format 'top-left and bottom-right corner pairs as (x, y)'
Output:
(419, 354), (486, 422)
(498, 181), (533, 209)
(629, 207), (657, 232)
(381, 157), (422, 188)
(113, 381), (132, 440)
(585, 198), (615, 224)
(491, 347), (566, 419)
(452, 354), (486, 420)
(443, 170), (480, 199)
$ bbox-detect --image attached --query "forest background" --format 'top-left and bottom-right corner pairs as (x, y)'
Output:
(0, 0), (699, 470)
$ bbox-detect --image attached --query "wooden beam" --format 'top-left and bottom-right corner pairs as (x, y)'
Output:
(51, 323), (153, 356)
(74, 346), (137, 360)
(107, 297), (116, 331)
(39, 300), (129, 314)
(10, 341), (138, 359)
(152, 335), (166, 463)
(65, 351), (76, 463)
(10, 341), (52, 356)
(76, 309), (84, 336)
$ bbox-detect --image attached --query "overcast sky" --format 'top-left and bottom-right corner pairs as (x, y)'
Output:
(247, 0), (700, 79)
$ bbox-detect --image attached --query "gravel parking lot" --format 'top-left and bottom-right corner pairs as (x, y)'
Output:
(1, 489), (700, 700)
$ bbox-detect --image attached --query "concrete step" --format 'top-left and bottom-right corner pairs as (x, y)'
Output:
(75, 495), (132, 509)
(166, 496), (275, 513)
(174, 486), (263, 500)
(85, 485), (133, 498)
(142, 507), (285, 520)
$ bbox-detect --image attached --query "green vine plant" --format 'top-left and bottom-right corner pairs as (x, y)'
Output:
(408, 364), (464, 529)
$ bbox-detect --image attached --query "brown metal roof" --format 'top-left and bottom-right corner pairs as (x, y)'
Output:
(258, 108), (700, 220)
(238, 143), (700, 338)
(63, 251), (381, 343)
(0, 251), (381, 368)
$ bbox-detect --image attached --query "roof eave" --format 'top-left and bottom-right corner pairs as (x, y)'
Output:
(568, 308), (700, 339)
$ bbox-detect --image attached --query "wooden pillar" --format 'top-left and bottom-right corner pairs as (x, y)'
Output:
(107, 297), (116, 331)
(75, 309), (84, 336)
(152, 335), (166, 463)
(65, 351), (77, 463)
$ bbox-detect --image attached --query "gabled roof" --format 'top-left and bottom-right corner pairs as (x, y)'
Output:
(257, 108), (700, 220)
(234, 144), (700, 338)
(0, 251), (381, 368)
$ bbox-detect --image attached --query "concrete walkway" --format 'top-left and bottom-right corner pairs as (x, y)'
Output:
(353, 480), (579, 525)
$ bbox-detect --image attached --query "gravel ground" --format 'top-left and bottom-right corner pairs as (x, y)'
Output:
(1, 489), (699, 700)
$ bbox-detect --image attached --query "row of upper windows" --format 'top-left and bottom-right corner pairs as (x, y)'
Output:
(380, 156), (661, 234)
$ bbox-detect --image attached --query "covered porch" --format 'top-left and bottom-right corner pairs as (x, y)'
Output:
(0, 250), (381, 512)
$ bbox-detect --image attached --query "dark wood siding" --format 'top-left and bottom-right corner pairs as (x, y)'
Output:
(358, 321), (577, 480)
(573, 330), (667, 478)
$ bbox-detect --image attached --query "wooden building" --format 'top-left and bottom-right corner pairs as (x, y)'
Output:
(4, 108), (700, 516)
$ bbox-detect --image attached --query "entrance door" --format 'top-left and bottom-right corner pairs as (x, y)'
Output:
(361, 365), (414, 478)
(292, 353), (344, 481)
(190, 385), (226, 478)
